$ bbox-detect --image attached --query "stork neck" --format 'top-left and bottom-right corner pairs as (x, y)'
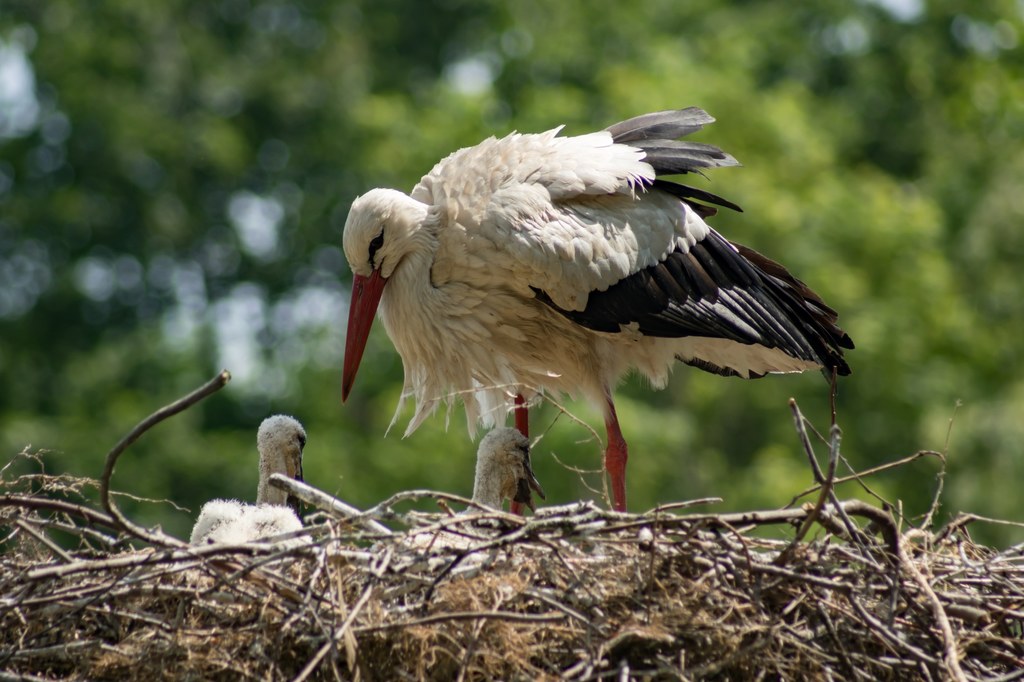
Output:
(256, 477), (287, 506)
(257, 450), (289, 506)
(380, 229), (441, 325)
(472, 461), (505, 509)
(377, 196), (435, 278)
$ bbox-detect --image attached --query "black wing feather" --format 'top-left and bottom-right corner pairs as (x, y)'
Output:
(652, 179), (743, 215)
(630, 140), (740, 172)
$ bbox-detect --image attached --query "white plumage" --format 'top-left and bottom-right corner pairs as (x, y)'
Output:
(341, 108), (853, 511)
(190, 414), (308, 545)
(189, 499), (302, 545)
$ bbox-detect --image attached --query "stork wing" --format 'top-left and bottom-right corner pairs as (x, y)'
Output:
(533, 227), (854, 376)
(412, 109), (740, 312)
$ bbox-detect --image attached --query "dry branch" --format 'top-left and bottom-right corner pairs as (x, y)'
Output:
(267, 474), (392, 536)
(99, 369), (231, 547)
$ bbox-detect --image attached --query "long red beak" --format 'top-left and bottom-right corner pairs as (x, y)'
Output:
(342, 269), (387, 402)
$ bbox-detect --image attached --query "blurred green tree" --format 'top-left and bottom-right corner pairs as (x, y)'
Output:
(1, 0), (1022, 542)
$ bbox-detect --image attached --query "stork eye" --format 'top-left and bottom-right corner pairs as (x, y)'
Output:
(368, 232), (385, 265)
(297, 432), (307, 449)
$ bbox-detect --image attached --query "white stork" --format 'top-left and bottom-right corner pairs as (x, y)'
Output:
(341, 108), (853, 512)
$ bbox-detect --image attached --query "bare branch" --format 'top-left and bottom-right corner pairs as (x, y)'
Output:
(99, 370), (231, 546)
(268, 474), (392, 536)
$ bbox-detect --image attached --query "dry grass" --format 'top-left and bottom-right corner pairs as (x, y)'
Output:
(2, 373), (1023, 680)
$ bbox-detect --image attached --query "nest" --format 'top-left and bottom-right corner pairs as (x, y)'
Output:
(2, 373), (1023, 681)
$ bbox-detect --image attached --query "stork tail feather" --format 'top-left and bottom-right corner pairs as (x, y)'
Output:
(607, 108), (744, 215)
(606, 107), (716, 143)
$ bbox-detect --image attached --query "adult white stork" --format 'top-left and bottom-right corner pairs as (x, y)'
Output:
(341, 108), (853, 512)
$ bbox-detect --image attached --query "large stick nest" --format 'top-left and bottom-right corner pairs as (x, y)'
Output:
(1, 374), (1022, 681)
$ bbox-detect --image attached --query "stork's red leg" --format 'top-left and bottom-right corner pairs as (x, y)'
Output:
(508, 393), (529, 515)
(514, 393), (529, 439)
(603, 398), (629, 512)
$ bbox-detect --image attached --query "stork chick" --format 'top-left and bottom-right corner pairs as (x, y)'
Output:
(473, 427), (545, 511)
(190, 414), (307, 545)
(405, 427), (545, 554)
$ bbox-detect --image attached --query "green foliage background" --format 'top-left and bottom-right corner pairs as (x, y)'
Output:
(2, 0), (1022, 543)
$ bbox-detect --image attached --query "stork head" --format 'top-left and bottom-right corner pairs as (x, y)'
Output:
(256, 414), (306, 514)
(341, 188), (429, 402)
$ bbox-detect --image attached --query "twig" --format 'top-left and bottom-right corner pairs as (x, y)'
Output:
(0, 494), (119, 529)
(14, 519), (74, 563)
(898, 547), (968, 681)
(0, 671), (58, 682)
(267, 474), (392, 536)
(99, 370), (231, 547)
(645, 498), (723, 514)
(785, 451), (945, 508)
(936, 513), (1024, 546)
(353, 609), (566, 633)
(787, 398), (879, 566)
(846, 596), (939, 666)
(829, 366), (838, 425)
(834, 500), (900, 558)
(292, 585), (374, 682)
(777, 401), (841, 564)
(4, 639), (100, 661)
(364, 489), (530, 522)
(523, 588), (598, 630)
(922, 401), (959, 531)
